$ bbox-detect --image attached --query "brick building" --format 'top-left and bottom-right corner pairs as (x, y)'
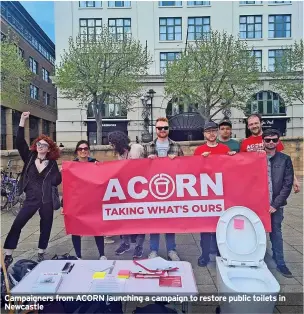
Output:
(1, 1), (57, 150)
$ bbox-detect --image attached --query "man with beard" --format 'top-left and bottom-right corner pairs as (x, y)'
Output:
(217, 118), (240, 152)
(194, 121), (235, 267)
(144, 117), (184, 261)
(263, 129), (294, 277)
(241, 114), (300, 193)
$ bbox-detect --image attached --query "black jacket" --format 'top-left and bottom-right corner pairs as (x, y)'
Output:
(269, 151), (294, 210)
(61, 157), (97, 207)
(16, 127), (62, 203)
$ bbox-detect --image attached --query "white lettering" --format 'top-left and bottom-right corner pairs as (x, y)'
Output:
(103, 178), (126, 201)
(200, 173), (223, 196)
(176, 174), (199, 197)
(128, 176), (148, 199)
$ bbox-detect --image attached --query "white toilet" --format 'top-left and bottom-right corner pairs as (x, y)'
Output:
(216, 206), (280, 314)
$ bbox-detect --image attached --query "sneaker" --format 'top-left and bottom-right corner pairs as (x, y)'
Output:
(168, 250), (180, 261)
(4, 255), (13, 268)
(148, 251), (158, 259)
(76, 256), (82, 260)
(198, 255), (210, 267)
(99, 255), (107, 260)
(277, 265), (293, 278)
(115, 243), (130, 255)
(37, 253), (45, 263)
(133, 245), (143, 259)
(104, 237), (115, 244)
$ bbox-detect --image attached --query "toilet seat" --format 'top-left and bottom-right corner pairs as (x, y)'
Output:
(216, 206), (267, 267)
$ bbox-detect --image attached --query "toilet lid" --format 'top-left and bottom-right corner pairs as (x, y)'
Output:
(216, 206), (266, 266)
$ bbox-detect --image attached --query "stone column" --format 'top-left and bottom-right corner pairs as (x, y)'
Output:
(38, 118), (43, 135)
(24, 118), (30, 145)
(5, 108), (13, 150)
(50, 122), (55, 141)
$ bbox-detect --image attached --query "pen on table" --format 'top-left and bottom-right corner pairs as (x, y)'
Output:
(68, 264), (75, 274)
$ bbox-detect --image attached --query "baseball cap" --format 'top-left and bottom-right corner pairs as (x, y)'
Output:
(204, 121), (218, 131)
(219, 118), (232, 128)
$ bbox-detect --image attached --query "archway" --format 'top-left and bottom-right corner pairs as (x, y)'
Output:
(166, 99), (204, 141)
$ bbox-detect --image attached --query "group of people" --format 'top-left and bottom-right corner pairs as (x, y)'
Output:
(3, 111), (299, 279)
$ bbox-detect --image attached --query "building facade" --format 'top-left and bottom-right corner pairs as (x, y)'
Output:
(1, 1), (57, 150)
(55, 1), (303, 146)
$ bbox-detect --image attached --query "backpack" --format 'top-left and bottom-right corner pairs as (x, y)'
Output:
(51, 253), (78, 260)
(11, 259), (38, 282)
(133, 304), (178, 313)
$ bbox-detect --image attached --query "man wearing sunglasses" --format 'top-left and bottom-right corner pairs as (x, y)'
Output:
(263, 128), (294, 278)
(143, 117), (184, 261)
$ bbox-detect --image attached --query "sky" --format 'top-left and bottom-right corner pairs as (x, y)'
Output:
(20, 1), (55, 42)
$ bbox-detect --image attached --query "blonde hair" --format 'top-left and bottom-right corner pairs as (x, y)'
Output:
(155, 117), (168, 124)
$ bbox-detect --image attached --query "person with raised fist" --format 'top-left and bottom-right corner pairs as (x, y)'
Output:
(3, 112), (61, 267)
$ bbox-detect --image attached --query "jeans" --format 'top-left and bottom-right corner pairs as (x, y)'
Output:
(122, 234), (145, 246)
(269, 207), (285, 266)
(150, 233), (176, 252)
(200, 233), (219, 261)
(72, 235), (104, 258)
(4, 202), (54, 250)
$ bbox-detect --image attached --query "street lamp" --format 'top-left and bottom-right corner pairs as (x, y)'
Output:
(141, 89), (156, 142)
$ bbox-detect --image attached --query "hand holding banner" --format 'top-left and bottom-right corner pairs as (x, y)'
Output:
(62, 153), (270, 236)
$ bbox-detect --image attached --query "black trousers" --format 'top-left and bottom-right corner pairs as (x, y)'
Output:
(4, 202), (54, 250)
(71, 235), (104, 258)
(200, 233), (219, 262)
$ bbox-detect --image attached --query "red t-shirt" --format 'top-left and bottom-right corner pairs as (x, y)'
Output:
(194, 143), (230, 155)
(240, 135), (284, 152)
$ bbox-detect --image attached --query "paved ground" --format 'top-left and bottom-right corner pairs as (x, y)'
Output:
(1, 179), (303, 313)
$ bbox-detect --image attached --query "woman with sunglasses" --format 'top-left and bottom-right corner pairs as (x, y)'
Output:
(108, 131), (145, 259)
(61, 140), (108, 260)
(3, 112), (61, 267)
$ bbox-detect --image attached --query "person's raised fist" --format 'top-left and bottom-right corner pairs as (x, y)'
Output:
(21, 112), (30, 120)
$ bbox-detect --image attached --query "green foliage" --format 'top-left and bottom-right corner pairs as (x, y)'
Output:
(272, 40), (303, 104)
(1, 31), (32, 107)
(164, 30), (260, 120)
(54, 27), (151, 144)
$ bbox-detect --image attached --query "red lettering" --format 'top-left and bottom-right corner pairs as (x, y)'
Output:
(104, 208), (111, 216)
(118, 208), (127, 215)
(137, 207), (144, 214)
(166, 206), (175, 214)
(209, 204), (215, 212)
(192, 205), (200, 212)
(183, 205), (189, 213)
(148, 206), (159, 214)
(112, 208), (119, 216)
(216, 204), (223, 211)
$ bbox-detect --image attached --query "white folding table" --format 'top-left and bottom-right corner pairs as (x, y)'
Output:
(11, 260), (198, 313)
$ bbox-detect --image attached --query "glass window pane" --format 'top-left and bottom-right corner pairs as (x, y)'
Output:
(167, 18), (174, 25)
(160, 18), (166, 26)
(160, 33), (166, 40)
(88, 19), (94, 26)
(188, 18), (194, 25)
(175, 18), (181, 25)
(248, 16), (254, 23)
(240, 17), (246, 23)
(109, 19), (115, 26)
(95, 19), (102, 26)
(175, 33), (182, 40)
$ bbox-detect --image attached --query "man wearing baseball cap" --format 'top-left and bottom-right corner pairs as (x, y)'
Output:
(217, 118), (240, 153)
(194, 121), (235, 267)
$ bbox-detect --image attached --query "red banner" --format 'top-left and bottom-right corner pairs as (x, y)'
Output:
(62, 153), (271, 236)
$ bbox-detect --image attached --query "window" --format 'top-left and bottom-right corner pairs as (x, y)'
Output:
(240, 16), (262, 39)
(43, 92), (50, 105)
(159, 1), (182, 6)
(188, 17), (210, 40)
(42, 120), (50, 136)
(108, 18), (131, 40)
(30, 84), (39, 100)
(160, 52), (181, 74)
(268, 1), (291, 4)
(250, 50), (262, 72)
(29, 116), (39, 144)
(18, 47), (24, 58)
(247, 91), (285, 115)
(80, 19), (102, 41)
(268, 49), (288, 71)
(79, 1), (102, 7)
(12, 110), (21, 149)
(108, 1), (131, 7)
(269, 15), (291, 38)
(29, 57), (38, 74)
(159, 18), (182, 41)
(87, 99), (127, 118)
(188, 1), (210, 5)
(1, 107), (6, 150)
(240, 1), (262, 4)
(42, 68), (50, 82)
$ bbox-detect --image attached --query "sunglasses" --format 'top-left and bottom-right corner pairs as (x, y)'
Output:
(77, 147), (89, 152)
(156, 126), (169, 131)
(264, 138), (279, 143)
(36, 142), (49, 149)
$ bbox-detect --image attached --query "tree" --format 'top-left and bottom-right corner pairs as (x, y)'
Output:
(164, 30), (260, 121)
(272, 40), (303, 105)
(1, 31), (32, 106)
(54, 27), (151, 144)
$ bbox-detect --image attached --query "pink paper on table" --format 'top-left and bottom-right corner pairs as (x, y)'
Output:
(234, 218), (244, 230)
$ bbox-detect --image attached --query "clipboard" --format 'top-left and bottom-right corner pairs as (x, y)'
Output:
(133, 259), (179, 273)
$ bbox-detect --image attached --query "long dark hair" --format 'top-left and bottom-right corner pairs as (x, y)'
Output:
(108, 131), (130, 156)
(74, 140), (90, 155)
